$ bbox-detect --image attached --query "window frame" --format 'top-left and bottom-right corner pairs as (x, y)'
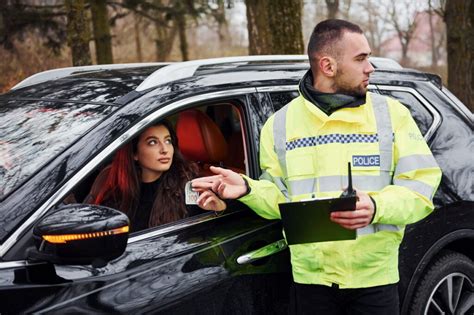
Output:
(375, 85), (442, 142)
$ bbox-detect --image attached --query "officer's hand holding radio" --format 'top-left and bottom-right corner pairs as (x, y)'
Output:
(330, 190), (375, 230)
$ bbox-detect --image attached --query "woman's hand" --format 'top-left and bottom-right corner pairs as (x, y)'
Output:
(196, 190), (227, 212)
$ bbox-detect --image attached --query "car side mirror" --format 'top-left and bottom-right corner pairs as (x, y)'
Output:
(28, 204), (129, 267)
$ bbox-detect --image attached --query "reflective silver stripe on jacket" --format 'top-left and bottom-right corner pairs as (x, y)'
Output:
(362, 93), (400, 233)
(273, 104), (289, 179)
(272, 94), (399, 233)
(357, 223), (401, 235)
(288, 175), (392, 195)
(260, 171), (290, 201)
(395, 154), (439, 176)
(370, 93), (393, 173)
(393, 178), (436, 200)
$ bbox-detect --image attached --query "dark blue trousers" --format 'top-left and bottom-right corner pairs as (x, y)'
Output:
(290, 282), (399, 315)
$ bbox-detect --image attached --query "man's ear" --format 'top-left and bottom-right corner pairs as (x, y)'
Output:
(319, 56), (337, 77)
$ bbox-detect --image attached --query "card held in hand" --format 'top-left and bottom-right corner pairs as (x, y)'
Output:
(185, 181), (200, 205)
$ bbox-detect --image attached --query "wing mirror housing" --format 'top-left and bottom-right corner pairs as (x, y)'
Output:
(28, 204), (129, 266)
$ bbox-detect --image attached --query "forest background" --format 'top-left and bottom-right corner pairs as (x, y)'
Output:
(0, 0), (473, 112)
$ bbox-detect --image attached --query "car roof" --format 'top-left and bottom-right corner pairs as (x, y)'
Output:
(3, 55), (441, 104)
(1, 65), (166, 104)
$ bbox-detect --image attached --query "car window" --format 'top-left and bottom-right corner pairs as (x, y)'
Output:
(171, 103), (247, 176)
(73, 101), (248, 234)
(269, 91), (300, 111)
(0, 99), (113, 199)
(377, 89), (434, 135)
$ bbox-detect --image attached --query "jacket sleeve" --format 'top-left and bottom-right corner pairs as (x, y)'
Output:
(370, 100), (442, 226)
(238, 116), (287, 219)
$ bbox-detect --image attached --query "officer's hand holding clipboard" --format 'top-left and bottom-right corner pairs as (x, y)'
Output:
(278, 163), (375, 244)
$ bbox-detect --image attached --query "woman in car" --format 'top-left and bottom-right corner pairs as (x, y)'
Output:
(84, 120), (225, 232)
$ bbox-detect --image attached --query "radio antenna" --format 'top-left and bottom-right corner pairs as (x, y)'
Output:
(347, 162), (353, 194)
(340, 162), (355, 198)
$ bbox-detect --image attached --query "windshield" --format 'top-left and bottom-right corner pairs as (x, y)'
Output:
(0, 99), (114, 199)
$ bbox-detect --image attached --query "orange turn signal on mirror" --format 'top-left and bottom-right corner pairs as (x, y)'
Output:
(42, 225), (129, 244)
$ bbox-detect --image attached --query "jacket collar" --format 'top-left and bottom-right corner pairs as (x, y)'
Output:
(299, 70), (366, 116)
(299, 88), (375, 127)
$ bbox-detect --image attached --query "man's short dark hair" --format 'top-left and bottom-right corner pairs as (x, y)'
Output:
(307, 19), (363, 64)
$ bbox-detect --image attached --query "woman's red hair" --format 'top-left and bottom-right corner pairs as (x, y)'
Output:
(93, 120), (197, 228)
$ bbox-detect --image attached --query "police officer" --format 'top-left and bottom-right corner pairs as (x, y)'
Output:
(193, 19), (442, 314)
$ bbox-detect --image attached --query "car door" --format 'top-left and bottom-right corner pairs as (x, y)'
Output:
(0, 89), (290, 314)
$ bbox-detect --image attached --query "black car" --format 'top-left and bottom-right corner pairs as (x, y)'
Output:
(0, 56), (472, 314)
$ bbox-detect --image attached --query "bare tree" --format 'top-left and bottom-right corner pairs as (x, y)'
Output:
(175, 2), (189, 61)
(65, 0), (92, 66)
(386, 0), (420, 65)
(325, 0), (339, 19)
(90, 0), (113, 64)
(213, 0), (228, 43)
(0, 1), (67, 53)
(134, 13), (143, 62)
(339, 0), (352, 20)
(356, 0), (388, 56)
(151, 0), (177, 61)
(445, 0), (474, 112)
(427, 0), (439, 66)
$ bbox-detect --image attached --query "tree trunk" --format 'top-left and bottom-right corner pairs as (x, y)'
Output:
(215, 0), (228, 43)
(268, 0), (304, 54)
(65, 0), (92, 66)
(325, 0), (339, 19)
(153, 0), (177, 61)
(176, 11), (188, 61)
(428, 11), (438, 67)
(245, 0), (272, 55)
(340, 0), (351, 20)
(427, 1), (439, 67)
(398, 32), (409, 65)
(365, 0), (379, 56)
(134, 13), (142, 62)
(445, 0), (474, 112)
(89, 0), (113, 64)
(246, 0), (303, 55)
(155, 21), (177, 61)
(389, 2), (417, 67)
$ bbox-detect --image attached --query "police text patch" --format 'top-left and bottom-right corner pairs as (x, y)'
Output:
(353, 155), (380, 167)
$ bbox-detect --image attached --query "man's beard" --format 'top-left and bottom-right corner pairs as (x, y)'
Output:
(335, 84), (367, 97)
(333, 71), (367, 97)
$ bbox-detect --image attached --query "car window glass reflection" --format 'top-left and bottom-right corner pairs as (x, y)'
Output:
(270, 91), (299, 111)
(0, 100), (113, 199)
(378, 90), (433, 135)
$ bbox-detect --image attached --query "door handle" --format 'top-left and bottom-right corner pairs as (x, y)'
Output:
(236, 239), (288, 265)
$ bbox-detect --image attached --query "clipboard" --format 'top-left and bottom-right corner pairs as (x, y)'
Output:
(278, 162), (357, 245)
(279, 196), (356, 244)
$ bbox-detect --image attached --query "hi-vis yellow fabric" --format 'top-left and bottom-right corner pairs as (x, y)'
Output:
(239, 92), (442, 288)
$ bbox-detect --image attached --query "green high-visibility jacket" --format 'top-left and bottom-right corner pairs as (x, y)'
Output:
(239, 92), (442, 288)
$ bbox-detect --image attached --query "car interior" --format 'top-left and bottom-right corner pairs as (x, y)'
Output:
(175, 105), (246, 176)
